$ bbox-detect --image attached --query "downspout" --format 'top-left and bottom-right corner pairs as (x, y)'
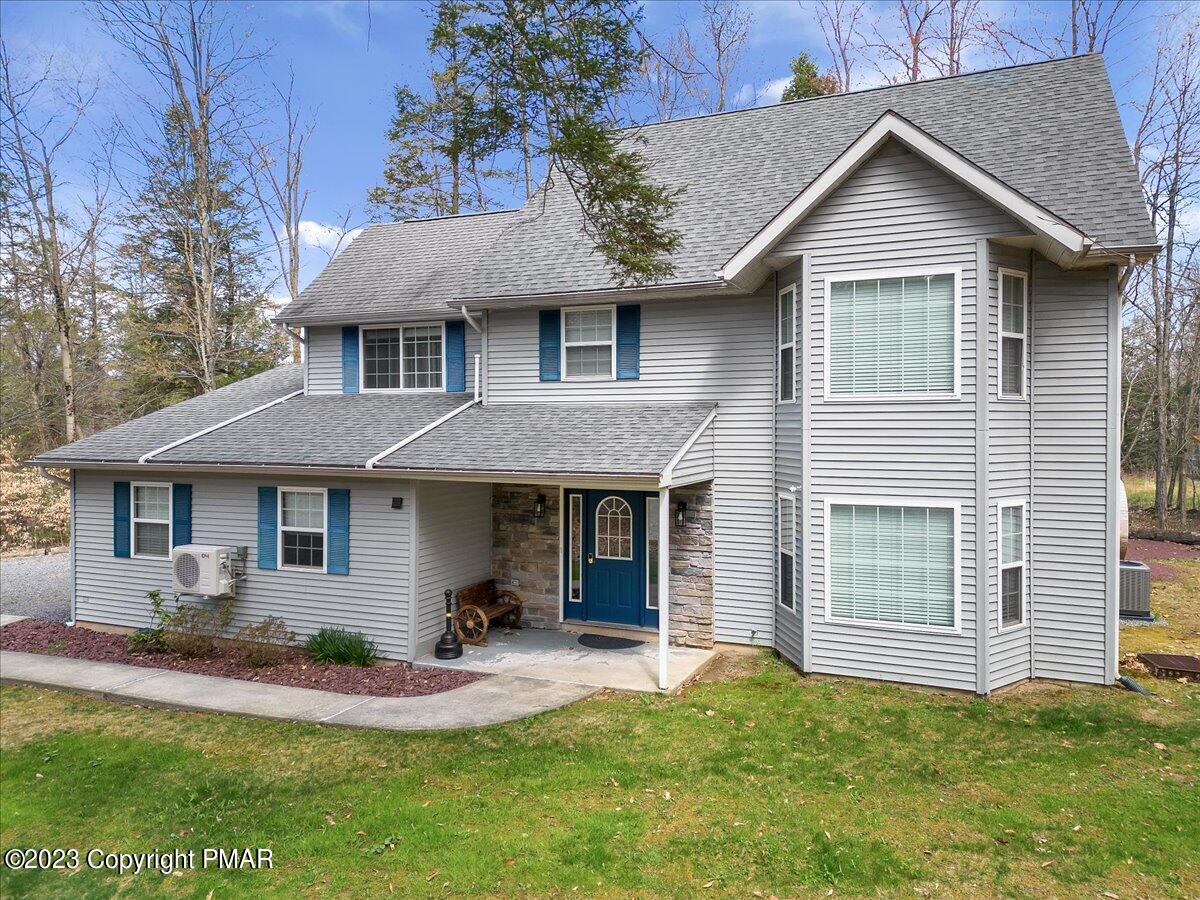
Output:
(37, 466), (71, 489)
(975, 239), (991, 695)
(461, 306), (487, 406)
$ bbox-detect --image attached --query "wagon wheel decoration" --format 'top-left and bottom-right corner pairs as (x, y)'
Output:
(454, 604), (489, 644)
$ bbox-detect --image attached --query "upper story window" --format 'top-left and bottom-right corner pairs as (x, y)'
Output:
(562, 306), (615, 380)
(132, 482), (171, 558)
(778, 284), (795, 402)
(826, 268), (958, 400)
(362, 324), (443, 391)
(999, 269), (1028, 400)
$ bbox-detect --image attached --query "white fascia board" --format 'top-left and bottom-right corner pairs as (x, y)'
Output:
(718, 111), (1091, 283)
(659, 407), (718, 487)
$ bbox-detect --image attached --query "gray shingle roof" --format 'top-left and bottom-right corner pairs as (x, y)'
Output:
(375, 402), (715, 476)
(278, 55), (1153, 324)
(152, 393), (468, 467)
(30, 366), (304, 466)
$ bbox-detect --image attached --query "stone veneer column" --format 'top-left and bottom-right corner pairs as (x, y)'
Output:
(491, 484), (562, 629)
(667, 482), (714, 648)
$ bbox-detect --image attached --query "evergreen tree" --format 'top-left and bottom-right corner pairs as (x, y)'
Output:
(781, 52), (841, 102)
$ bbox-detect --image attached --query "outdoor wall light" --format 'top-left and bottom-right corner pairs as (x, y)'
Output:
(534, 493), (547, 519)
(675, 501), (687, 527)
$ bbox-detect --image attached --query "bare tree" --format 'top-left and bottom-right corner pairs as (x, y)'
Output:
(928, 0), (990, 77)
(683, 1), (754, 113)
(869, 0), (944, 84)
(810, 0), (867, 92)
(0, 41), (113, 443)
(94, 0), (266, 393)
(984, 0), (1140, 64)
(637, 25), (696, 123)
(240, 74), (312, 361)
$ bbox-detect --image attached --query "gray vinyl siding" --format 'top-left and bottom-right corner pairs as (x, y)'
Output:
(775, 261), (805, 669)
(306, 323), (483, 395)
(988, 243), (1034, 690)
(782, 140), (1026, 691)
(670, 418), (715, 485)
(486, 290), (776, 645)
(1030, 261), (1116, 684)
(72, 470), (414, 658)
(413, 480), (492, 655)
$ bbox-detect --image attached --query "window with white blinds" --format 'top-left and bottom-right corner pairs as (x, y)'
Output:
(827, 502), (957, 629)
(999, 501), (1026, 628)
(827, 270), (957, 397)
(999, 270), (1027, 399)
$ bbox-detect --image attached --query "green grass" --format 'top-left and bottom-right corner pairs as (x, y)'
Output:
(2, 654), (1198, 898)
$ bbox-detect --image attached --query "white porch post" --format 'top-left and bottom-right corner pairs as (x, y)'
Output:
(658, 486), (670, 690)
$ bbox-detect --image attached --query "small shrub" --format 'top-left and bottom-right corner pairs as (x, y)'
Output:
(163, 598), (233, 659)
(126, 628), (166, 654)
(305, 627), (377, 667)
(234, 617), (296, 668)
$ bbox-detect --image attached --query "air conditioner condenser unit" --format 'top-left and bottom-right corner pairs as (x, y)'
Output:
(171, 544), (239, 597)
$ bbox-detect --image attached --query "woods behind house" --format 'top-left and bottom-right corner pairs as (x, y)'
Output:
(1, 0), (1196, 533)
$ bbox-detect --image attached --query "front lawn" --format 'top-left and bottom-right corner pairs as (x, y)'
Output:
(2, 654), (1198, 898)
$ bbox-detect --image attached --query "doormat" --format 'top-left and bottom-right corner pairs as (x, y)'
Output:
(577, 634), (644, 651)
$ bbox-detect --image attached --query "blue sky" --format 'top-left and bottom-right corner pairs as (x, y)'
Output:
(3, 0), (1162, 296)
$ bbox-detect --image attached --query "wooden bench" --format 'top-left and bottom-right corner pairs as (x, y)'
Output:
(453, 579), (523, 645)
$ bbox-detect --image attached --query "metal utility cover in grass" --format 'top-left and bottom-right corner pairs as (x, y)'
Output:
(1137, 653), (1200, 681)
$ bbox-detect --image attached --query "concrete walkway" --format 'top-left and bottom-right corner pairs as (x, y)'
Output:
(0, 650), (596, 731)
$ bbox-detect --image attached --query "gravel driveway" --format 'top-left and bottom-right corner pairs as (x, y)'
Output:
(1, 552), (70, 622)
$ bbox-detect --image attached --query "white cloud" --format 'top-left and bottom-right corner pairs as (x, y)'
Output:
(295, 220), (362, 255)
(758, 76), (792, 106)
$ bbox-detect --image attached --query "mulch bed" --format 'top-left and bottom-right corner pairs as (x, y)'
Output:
(0, 619), (482, 698)
(1125, 538), (1200, 582)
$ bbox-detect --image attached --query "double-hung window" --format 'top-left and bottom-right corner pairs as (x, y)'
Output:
(826, 269), (958, 398)
(778, 284), (795, 402)
(362, 324), (443, 390)
(827, 501), (958, 630)
(999, 501), (1026, 628)
(562, 306), (615, 379)
(132, 483), (171, 558)
(778, 494), (795, 608)
(280, 488), (326, 571)
(999, 269), (1028, 399)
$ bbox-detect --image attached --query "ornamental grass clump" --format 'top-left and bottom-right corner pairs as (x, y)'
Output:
(305, 627), (378, 667)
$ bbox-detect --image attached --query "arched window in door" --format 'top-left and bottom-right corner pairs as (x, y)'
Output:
(595, 496), (633, 560)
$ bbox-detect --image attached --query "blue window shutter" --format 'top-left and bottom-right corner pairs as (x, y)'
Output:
(113, 481), (131, 558)
(341, 325), (360, 394)
(327, 489), (350, 575)
(539, 309), (561, 381)
(616, 304), (641, 380)
(257, 486), (278, 570)
(172, 483), (192, 547)
(445, 320), (466, 392)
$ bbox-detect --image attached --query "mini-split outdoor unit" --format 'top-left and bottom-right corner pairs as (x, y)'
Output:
(171, 544), (239, 598)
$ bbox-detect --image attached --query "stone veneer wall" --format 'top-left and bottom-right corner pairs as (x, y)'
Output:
(490, 482), (715, 646)
(491, 484), (563, 629)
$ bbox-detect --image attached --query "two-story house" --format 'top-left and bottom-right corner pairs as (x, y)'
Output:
(33, 55), (1157, 693)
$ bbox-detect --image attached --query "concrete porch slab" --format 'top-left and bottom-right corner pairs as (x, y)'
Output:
(416, 627), (715, 693)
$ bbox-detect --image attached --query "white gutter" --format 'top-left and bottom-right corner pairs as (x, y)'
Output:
(364, 399), (478, 469)
(138, 389), (304, 464)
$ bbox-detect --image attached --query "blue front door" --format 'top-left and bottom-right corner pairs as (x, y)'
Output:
(565, 489), (657, 628)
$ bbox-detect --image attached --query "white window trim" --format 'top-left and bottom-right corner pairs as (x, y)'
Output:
(646, 495), (659, 610)
(778, 492), (796, 609)
(822, 265), (963, 403)
(997, 267), (1029, 401)
(822, 495), (963, 634)
(561, 304), (617, 382)
(594, 494), (633, 560)
(278, 486), (328, 574)
(997, 498), (1028, 632)
(778, 283), (797, 404)
(568, 492), (583, 607)
(131, 481), (172, 560)
(359, 322), (447, 393)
